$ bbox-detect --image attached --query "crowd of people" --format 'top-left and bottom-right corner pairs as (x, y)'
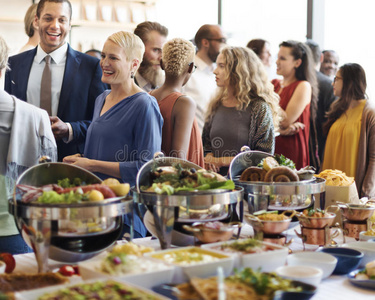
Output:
(1, 0), (374, 254)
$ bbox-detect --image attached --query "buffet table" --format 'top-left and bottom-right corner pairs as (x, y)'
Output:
(12, 225), (375, 300)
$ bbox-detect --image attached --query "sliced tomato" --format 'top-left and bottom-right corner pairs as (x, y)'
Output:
(0, 253), (16, 273)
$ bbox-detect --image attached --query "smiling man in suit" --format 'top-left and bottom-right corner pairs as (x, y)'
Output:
(5, 0), (106, 161)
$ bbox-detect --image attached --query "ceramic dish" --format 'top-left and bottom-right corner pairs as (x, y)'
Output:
(152, 280), (317, 300)
(342, 241), (375, 268)
(78, 255), (175, 289)
(359, 231), (375, 241)
(287, 251), (337, 279)
(319, 247), (363, 275)
(275, 265), (323, 287)
(145, 246), (235, 284)
(182, 221), (241, 244)
(14, 279), (169, 300)
(201, 239), (288, 272)
(348, 269), (375, 290)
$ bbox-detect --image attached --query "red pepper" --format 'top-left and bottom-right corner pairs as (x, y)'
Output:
(58, 265), (76, 276)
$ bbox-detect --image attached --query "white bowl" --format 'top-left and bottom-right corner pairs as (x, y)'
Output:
(287, 251), (337, 279)
(275, 265), (323, 287)
(343, 241), (375, 268)
(201, 239), (288, 272)
(359, 231), (375, 241)
(79, 255), (175, 289)
(0, 261), (5, 274)
(146, 246), (235, 284)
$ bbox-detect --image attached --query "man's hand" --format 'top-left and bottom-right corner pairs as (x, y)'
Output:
(50, 116), (69, 140)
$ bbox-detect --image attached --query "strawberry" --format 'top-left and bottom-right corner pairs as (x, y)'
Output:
(0, 253), (16, 273)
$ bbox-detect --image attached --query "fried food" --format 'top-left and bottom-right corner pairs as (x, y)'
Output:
(316, 169), (354, 186)
(264, 166), (299, 182)
(0, 273), (68, 293)
(240, 167), (267, 182)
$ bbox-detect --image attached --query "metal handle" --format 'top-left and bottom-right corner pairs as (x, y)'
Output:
(38, 156), (52, 163)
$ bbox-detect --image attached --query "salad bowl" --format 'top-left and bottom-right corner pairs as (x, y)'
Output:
(133, 153), (243, 249)
(10, 162), (133, 273)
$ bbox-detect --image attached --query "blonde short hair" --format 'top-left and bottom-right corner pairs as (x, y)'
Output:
(24, 4), (38, 38)
(107, 31), (145, 62)
(0, 35), (10, 72)
(162, 38), (195, 77)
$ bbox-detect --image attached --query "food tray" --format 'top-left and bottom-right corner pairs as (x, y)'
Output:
(228, 149), (326, 212)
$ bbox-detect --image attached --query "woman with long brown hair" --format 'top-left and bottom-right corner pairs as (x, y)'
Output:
(272, 40), (318, 170)
(322, 63), (375, 197)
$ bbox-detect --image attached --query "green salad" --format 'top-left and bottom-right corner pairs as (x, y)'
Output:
(141, 164), (235, 195)
(227, 268), (302, 297)
(258, 154), (296, 170)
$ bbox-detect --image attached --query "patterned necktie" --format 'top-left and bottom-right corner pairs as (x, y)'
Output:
(40, 55), (52, 115)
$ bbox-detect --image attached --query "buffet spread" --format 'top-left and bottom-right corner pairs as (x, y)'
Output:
(1, 150), (375, 300)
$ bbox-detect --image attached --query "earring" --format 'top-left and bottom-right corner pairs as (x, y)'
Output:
(130, 72), (134, 79)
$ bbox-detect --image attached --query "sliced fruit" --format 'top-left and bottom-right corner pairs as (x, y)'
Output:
(108, 183), (130, 196)
(102, 178), (120, 186)
(0, 253), (16, 273)
(88, 190), (104, 201)
(263, 157), (279, 171)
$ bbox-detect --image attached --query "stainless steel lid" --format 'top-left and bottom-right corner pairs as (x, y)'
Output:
(136, 152), (202, 193)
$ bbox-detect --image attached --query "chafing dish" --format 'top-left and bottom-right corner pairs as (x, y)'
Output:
(339, 203), (375, 221)
(229, 147), (326, 213)
(133, 153), (243, 249)
(244, 211), (296, 235)
(9, 162), (132, 273)
(182, 222), (242, 244)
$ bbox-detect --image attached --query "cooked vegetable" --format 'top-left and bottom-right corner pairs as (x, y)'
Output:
(303, 207), (326, 217)
(228, 268), (302, 296)
(258, 154), (296, 170)
(57, 177), (83, 188)
(142, 164), (234, 195)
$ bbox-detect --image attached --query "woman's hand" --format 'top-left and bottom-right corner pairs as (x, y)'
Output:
(63, 154), (94, 172)
(279, 122), (305, 136)
(204, 153), (221, 172)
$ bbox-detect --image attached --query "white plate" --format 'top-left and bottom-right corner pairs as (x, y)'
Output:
(202, 239), (288, 272)
(14, 278), (169, 300)
(146, 246), (235, 284)
(78, 255), (175, 289)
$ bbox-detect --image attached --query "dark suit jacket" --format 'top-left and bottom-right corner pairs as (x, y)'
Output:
(315, 71), (337, 161)
(5, 45), (106, 161)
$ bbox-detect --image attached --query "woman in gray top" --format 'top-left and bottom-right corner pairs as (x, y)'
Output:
(202, 46), (280, 175)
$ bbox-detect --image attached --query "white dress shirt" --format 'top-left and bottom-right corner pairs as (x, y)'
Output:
(135, 73), (154, 92)
(26, 43), (73, 142)
(182, 55), (217, 131)
(27, 43), (68, 116)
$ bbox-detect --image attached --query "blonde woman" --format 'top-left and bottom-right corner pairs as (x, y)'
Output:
(19, 4), (40, 53)
(202, 46), (280, 174)
(64, 31), (163, 237)
(150, 38), (204, 167)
